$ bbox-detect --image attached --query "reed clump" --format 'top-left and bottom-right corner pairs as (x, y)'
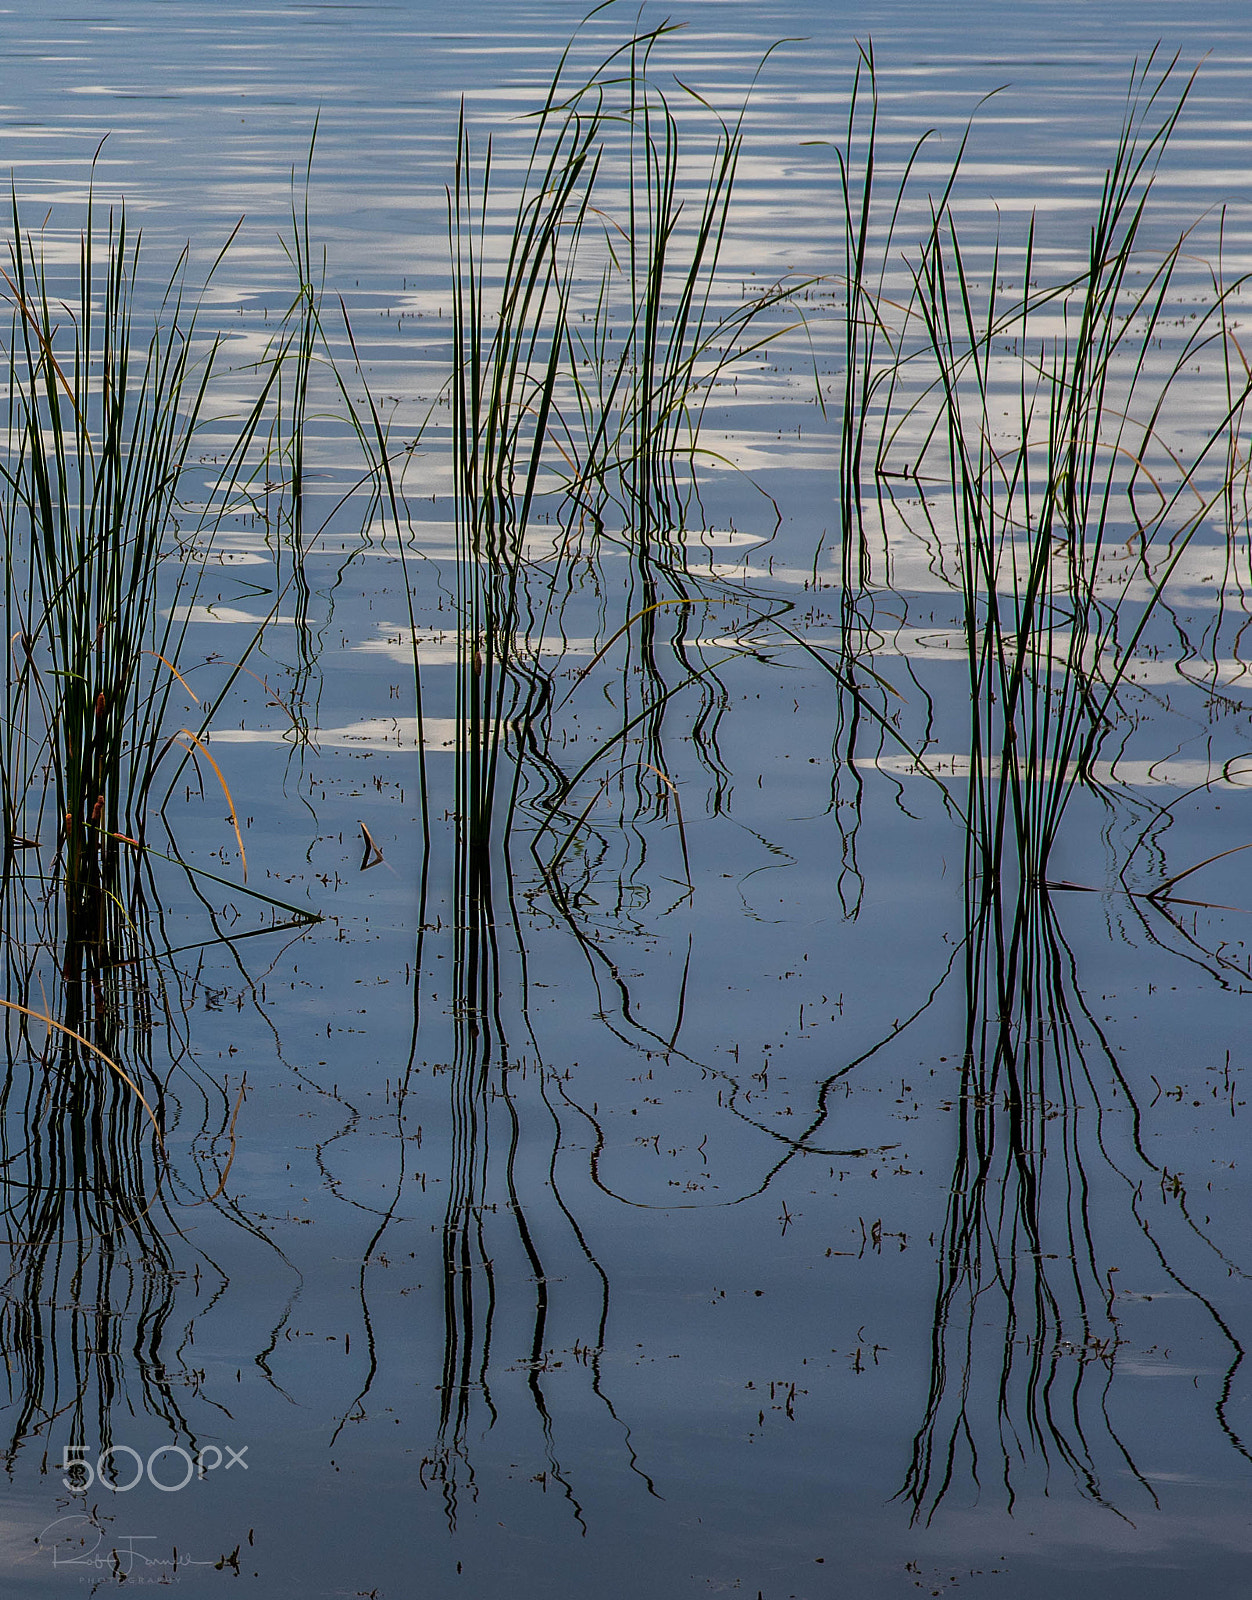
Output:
(896, 53), (1252, 895)
(883, 56), (1252, 1518)
(447, 22), (805, 896)
(0, 191), (326, 1464)
(416, 24), (816, 1497)
(0, 197), (289, 943)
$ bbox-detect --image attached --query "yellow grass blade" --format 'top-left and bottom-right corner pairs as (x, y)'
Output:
(144, 649), (200, 703)
(0, 997), (163, 1144)
(176, 729), (248, 882)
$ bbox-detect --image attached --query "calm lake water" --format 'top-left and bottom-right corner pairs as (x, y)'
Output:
(5, 3), (1252, 1596)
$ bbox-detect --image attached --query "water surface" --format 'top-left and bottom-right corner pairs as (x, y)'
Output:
(4, 4), (1252, 1596)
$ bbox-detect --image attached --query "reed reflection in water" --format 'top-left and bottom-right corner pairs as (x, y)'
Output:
(902, 866), (1251, 1522)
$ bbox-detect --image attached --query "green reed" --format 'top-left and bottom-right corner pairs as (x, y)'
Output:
(272, 126), (326, 724)
(877, 55), (1252, 1516)
(0, 191), (322, 1463)
(806, 43), (980, 916)
(0, 197), (286, 926)
(419, 23), (811, 1503)
(835, 40), (982, 589)
(908, 52), (1251, 896)
(447, 23), (795, 891)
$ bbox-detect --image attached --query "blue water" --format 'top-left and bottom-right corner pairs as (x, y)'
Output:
(4, 3), (1252, 1596)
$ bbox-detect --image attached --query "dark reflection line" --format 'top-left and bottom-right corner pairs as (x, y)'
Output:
(535, 1066), (661, 1498)
(508, 840), (663, 1499)
(0, 840), (312, 1462)
(552, 954), (954, 1213)
(901, 869), (1251, 1524)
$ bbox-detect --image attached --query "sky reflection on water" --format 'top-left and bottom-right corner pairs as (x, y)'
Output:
(4, 4), (1252, 1598)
